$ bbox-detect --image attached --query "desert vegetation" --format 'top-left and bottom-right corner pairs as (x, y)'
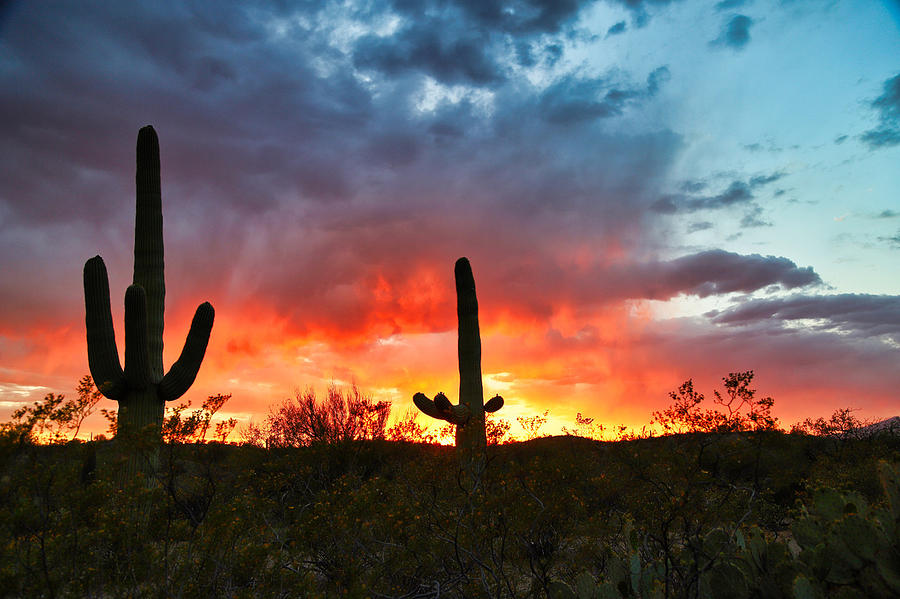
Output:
(2, 372), (899, 598)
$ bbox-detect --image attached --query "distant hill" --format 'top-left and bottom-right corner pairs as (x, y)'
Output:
(856, 416), (900, 437)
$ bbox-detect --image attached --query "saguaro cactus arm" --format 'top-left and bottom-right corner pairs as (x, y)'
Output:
(84, 256), (127, 401)
(123, 285), (151, 391)
(159, 302), (215, 402)
(484, 394), (504, 413)
(414, 392), (470, 424)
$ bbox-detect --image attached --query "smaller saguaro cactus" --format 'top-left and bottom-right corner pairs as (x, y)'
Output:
(84, 126), (214, 440)
(413, 257), (504, 464)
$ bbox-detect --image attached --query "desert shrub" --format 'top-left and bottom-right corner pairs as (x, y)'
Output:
(0, 375), (101, 444)
(562, 412), (606, 440)
(518, 410), (550, 440)
(161, 393), (236, 444)
(387, 407), (438, 443)
(652, 371), (778, 435)
(792, 407), (868, 438)
(246, 384), (390, 448)
(550, 461), (900, 599)
(486, 412), (513, 445)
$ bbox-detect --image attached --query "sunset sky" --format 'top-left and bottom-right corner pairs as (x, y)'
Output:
(1, 0), (898, 440)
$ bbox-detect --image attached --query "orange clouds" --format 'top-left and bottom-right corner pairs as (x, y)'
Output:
(3, 286), (899, 443)
(1, 247), (898, 443)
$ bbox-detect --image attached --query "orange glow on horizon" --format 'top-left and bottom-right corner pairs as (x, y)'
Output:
(1, 268), (898, 443)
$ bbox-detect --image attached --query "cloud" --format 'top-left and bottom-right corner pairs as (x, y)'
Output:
(482, 251), (821, 322)
(651, 171), (782, 216)
(538, 75), (628, 123)
(713, 181), (755, 206)
(417, 0), (589, 35)
(878, 230), (900, 249)
(652, 181), (751, 213)
(606, 21), (627, 36)
(480, 250), (821, 322)
(538, 66), (669, 124)
(715, 0), (750, 11)
(740, 205), (772, 228)
(707, 293), (900, 344)
(711, 15), (754, 50)
(353, 27), (505, 86)
(482, 289), (900, 428)
(872, 72), (900, 121)
(619, 313), (900, 425)
(861, 72), (900, 149)
(351, 0), (597, 86)
(860, 128), (900, 149)
(646, 65), (671, 94)
(743, 141), (787, 153)
(748, 172), (783, 186)
(687, 221), (714, 233)
(619, 250), (821, 299)
(605, 0), (682, 28)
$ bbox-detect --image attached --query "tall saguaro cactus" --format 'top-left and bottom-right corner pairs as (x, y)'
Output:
(83, 126), (214, 438)
(413, 257), (504, 465)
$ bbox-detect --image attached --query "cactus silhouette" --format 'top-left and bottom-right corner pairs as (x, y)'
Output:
(83, 126), (214, 438)
(413, 257), (503, 464)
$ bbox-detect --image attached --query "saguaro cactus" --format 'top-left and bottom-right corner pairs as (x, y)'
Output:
(83, 126), (214, 438)
(413, 257), (504, 464)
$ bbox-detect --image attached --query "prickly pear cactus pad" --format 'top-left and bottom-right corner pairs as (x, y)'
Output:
(413, 257), (503, 463)
(83, 126), (214, 438)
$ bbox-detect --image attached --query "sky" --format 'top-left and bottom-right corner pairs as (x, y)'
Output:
(0, 0), (898, 440)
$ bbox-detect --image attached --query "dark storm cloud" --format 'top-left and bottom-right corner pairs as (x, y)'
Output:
(707, 294), (900, 344)
(352, 0), (595, 86)
(861, 72), (900, 149)
(621, 250), (821, 299)
(471, 249), (820, 333)
(353, 28), (505, 86)
(0, 1), (379, 226)
(508, 250), (821, 315)
(390, 0), (588, 35)
(711, 15), (753, 49)
(0, 0), (689, 340)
